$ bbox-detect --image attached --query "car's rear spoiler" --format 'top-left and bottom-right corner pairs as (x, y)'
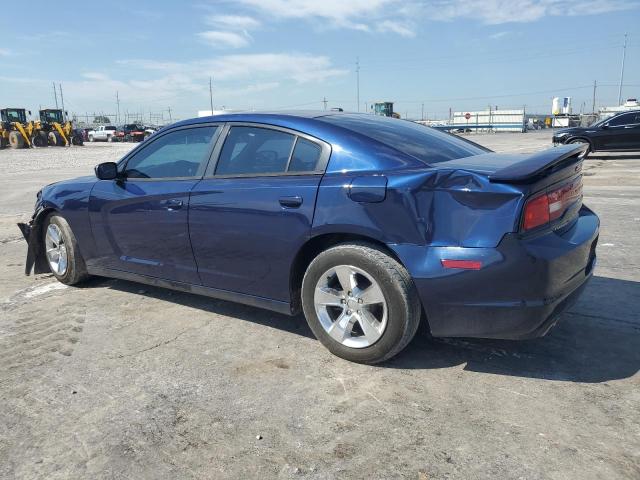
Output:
(488, 144), (587, 184)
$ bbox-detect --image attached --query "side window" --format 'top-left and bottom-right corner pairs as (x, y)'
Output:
(289, 137), (322, 172)
(216, 127), (295, 175)
(609, 113), (635, 126)
(124, 126), (217, 179)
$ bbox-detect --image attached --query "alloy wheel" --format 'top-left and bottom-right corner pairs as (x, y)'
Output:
(45, 224), (68, 275)
(314, 265), (388, 348)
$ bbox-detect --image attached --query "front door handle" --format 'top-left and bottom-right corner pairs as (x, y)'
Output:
(279, 195), (303, 208)
(161, 199), (183, 210)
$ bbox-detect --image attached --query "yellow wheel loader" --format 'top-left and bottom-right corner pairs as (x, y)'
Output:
(0, 108), (34, 148)
(36, 109), (84, 147)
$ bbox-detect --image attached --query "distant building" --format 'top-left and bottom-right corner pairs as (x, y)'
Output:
(599, 98), (640, 119)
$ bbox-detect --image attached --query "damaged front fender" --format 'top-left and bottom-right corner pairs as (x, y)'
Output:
(17, 208), (52, 276)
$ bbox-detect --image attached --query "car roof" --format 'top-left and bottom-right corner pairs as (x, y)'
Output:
(171, 110), (335, 128)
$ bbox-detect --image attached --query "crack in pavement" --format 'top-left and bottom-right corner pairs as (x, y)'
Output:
(109, 319), (214, 359)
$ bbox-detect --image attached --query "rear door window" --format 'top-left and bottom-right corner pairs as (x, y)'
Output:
(215, 127), (295, 175)
(609, 113), (639, 126)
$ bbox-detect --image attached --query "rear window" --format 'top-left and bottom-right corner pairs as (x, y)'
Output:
(319, 114), (487, 164)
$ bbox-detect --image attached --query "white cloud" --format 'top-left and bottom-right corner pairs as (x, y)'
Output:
(376, 20), (415, 37)
(197, 30), (251, 48)
(62, 53), (347, 111)
(235, 0), (637, 28)
(236, 0), (401, 32)
(206, 14), (261, 29)
(0, 48), (11, 56)
(203, 53), (348, 83)
(237, 0), (393, 21)
(489, 31), (511, 39)
(427, 0), (637, 24)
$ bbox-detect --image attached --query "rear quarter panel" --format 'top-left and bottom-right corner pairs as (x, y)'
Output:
(313, 168), (524, 249)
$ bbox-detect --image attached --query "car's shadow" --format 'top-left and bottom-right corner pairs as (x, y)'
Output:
(82, 275), (639, 384)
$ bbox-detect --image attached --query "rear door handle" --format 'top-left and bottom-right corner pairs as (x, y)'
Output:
(161, 199), (183, 210)
(279, 195), (303, 208)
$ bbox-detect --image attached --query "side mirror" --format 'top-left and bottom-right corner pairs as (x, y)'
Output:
(601, 123), (609, 129)
(95, 162), (118, 180)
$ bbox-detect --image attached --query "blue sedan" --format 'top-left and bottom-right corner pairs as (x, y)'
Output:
(18, 112), (599, 363)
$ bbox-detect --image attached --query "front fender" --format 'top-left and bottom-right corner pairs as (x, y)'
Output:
(18, 206), (54, 275)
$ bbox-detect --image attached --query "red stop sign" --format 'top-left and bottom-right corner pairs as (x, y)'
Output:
(464, 112), (471, 120)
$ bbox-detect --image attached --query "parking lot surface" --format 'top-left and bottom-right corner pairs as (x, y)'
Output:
(1, 131), (638, 479)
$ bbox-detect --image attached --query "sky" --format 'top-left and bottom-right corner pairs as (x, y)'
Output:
(1, 0), (639, 123)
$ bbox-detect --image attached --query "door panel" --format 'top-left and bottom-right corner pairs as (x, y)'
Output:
(189, 175), (321, 301)
(89, 179), (200, 283)
(601, 113), (640, 150)
(87, 125), (220, 283)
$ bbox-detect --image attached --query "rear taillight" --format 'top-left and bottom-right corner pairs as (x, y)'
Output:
(522, 177), (583, 231)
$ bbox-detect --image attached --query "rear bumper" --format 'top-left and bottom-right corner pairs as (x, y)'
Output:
(392, 205), (599, 339)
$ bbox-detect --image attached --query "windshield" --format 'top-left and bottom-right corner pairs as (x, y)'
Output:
(41, 110), (63, 123)
(2, 109), (27, 123)
(319, 114), (488, 164)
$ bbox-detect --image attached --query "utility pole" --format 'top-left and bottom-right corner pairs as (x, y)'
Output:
(356, 57), (360, 112)
(592, 80), (597, 114)
(322, 97), (328, 110)
(59, 83), (66, 121)
(168, 106), (172, 122)
(209, 76), (214, 114)
(421, 103), (424, 121)
(53, 82), (58, 109)
(116, 91), (120, 124)
(617, 33), (628, 105)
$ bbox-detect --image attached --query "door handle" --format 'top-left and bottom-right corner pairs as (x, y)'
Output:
(279, 195), (303, 208)
(161, 199), (183, 210)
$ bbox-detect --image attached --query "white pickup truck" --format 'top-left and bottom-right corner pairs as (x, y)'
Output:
(88, 125), (117, 142)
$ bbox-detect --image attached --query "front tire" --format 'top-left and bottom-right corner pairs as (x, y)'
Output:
(302, 243), (421, 364)
(43, 213), (90, 285)
(8, 131), (25, 148)
(569, 138), (591, 154)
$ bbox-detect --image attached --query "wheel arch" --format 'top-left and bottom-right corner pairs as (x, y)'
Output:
(289, 232), (407, 314)
(568, 136), (594, 150)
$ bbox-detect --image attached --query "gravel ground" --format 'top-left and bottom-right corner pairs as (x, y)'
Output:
(0, 131), (638, 479)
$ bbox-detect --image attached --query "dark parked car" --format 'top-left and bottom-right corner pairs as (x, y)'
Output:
(553, 110), (640, 152)
(113, 124), (147, 142)
(17, 112), (599, 363)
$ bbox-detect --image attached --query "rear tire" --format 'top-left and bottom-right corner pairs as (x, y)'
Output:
(8, 131), (25, 148)
(42, 213), (90, 285)
(302, 242), (421, 364)
(88, 134), (94, 142)
(72, 133), (84, 146)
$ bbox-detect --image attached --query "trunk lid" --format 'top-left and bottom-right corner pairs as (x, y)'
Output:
(434, 144), (587, 185)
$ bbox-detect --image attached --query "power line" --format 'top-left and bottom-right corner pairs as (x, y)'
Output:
(618, 33), (628, 104)
(356, 56), (360, 113)
(209, 76), (214, 113)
